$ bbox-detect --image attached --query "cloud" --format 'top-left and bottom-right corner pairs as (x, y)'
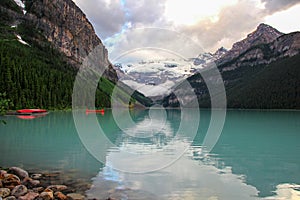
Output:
(262, 0), (300, 13)
(124, 0), (167, 26)
(73, 0), (126, 38)
(179, 0), (265, 52)
(73, 0), (300, 53)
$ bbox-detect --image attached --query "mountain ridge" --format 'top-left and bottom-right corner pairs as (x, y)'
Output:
(162, 23), (300, 109)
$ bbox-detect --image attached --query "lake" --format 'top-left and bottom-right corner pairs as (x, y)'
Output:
(1, 109), (300, 199)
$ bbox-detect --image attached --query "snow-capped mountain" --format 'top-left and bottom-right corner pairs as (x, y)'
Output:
(114, 54), (216, 97)
(213, 47), (228, 60)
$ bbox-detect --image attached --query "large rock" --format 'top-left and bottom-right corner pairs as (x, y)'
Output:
(54, 191), (67, 200)
(66, 193), (84, 200)
(22, 177), (40, 188)
(2, 174), (21, 189)
(8, 167), (29, 179)
(11, 185), (27, 197)
(39, 189), (54, 200)
(0, 188), (10, 198)
(18, 192), (39, 200)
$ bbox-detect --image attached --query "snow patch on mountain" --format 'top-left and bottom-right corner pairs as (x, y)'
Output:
(114, 54), (217, 97)
(13, 0), (26, 14)
(16, 35), (30, 46)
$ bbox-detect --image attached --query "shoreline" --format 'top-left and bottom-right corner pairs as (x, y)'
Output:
(0, 166), (89, 200)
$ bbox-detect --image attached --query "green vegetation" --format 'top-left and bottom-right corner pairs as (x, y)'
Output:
(0, 21), (78, 109)
(0, 0), (22, 14)
(0, 8), (151, 110)
(226, 54), (300, 109)
(0, 92), (12, 124)
(163, 54), (300, 109)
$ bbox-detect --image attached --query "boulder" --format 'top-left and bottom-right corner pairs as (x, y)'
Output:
(0, 188), (10, 198)
(22, 177), (40, 188)
(2, 174), (21, 189)
(11, 185), (28, 197)
(8, 167), (28, 179)
(39, 190), (54, 200)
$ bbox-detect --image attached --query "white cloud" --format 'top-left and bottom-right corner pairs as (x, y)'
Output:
(265, 4), (300, 33)
(72, 0), (300, 53)
(72, 0), (126, 38)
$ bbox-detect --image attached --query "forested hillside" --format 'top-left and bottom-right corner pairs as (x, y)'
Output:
(0, 0), (152, 110)
(225, 54), (300, 109)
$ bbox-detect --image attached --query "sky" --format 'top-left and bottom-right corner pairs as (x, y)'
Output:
(72, 0), (300, 54)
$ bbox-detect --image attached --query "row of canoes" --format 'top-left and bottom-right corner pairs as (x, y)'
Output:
(7, 108), (105, 116)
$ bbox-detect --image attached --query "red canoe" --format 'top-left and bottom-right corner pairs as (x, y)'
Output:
(85, 109), (105, 115)
(17, 109), (47, 114)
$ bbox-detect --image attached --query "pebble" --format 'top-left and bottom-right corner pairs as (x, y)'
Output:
(31, 174), (42, 179)
(0, 188), (10, 198)
(8, 167), (28, 179)
(11, 185), (27, 197)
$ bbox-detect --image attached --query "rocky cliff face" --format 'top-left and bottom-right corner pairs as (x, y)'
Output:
(218, 23), (283, 66)
(2, 0), (118, 82)
(25, 0), (99, 64)
(217, 24), (300, 72)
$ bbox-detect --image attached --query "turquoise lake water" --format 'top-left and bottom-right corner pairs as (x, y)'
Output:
(0, 109), (300, 199)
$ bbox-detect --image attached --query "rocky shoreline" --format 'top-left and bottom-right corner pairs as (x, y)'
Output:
(0, 166), (88, 200)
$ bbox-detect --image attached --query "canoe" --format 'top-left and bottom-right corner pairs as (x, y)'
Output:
(17, 109), (47, 114)
(85, 109), (105, 115)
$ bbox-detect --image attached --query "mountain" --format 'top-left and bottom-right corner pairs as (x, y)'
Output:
(0, 0), (151, 109)
(213, 47), (228, 60)
(217, 23), (283, 66)
(113, 52), (222, 98)
(162, 24), (300, 109)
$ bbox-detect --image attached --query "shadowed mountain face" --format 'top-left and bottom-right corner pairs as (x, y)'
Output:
(162, 24), (300, 109)
(217, 23), (284, 66)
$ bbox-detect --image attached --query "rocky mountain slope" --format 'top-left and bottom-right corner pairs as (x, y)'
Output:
(162, 24), (300, 109)
(0, 0), (151, 109)
(217, 23), (283, 66)
(1, 0), (117, 81)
